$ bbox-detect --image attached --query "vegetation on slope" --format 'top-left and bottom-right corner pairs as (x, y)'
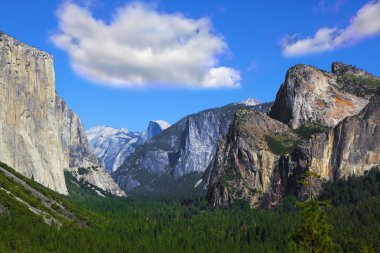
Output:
(0, 161), (379, 252)
(336, 73), (380, 98)
(265, 132), (298, 156)
(338, 73), (380, 90)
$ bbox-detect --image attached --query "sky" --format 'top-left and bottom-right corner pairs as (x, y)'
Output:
(1, 0), (380, 131)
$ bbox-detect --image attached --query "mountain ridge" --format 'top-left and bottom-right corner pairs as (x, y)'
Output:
(112, 101), (272, 194)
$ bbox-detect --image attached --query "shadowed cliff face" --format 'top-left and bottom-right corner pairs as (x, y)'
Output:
(268, 63), (379, 129)
(208, 64), (380, 208)
(0, 33), (124, 196)
(207, 109), (298, 208)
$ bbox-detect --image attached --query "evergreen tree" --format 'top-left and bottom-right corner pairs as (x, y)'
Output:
(289, 199), (340, 253)
(290, 169), (340, 253)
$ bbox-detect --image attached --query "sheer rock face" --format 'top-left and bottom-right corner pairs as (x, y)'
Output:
(0, 33), (67, 194)
(268, 63), (375, 129)
(207, 109), (296, 208)
(0, 33), (123, 196)
(307, 89), (380, 180)
(55, 96), (99, 169)
(113, 108), (234, 192)
(138, 120), (171, 144)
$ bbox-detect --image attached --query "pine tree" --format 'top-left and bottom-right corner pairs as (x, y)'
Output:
(289, 199), (340, 253)
(290, 169), (341, 253)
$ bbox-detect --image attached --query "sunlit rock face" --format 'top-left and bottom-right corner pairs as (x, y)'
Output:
(0, 32), (123, 196)
(87, 126), (140, 173)
(268, 63), (379, 129)
(208, 63), (380, 208)
(307, 89), (380, 181)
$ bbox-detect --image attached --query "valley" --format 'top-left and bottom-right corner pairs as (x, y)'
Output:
(1, 1), (380, 251)
(1, 160), (379, 252)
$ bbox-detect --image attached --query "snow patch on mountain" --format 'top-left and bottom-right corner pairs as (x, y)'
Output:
(86, 126), (140, 173)
(87, 121), (170, 173)
(237, 98), (261, 106)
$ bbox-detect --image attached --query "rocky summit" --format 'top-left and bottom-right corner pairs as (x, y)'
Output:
(0, 32), (124, 196)
(268, 62), (379, 129)
(1, 31), (378, 205)
(207, 63), (380, 208)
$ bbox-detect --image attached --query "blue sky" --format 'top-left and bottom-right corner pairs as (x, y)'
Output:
(1, 0), (379, 131)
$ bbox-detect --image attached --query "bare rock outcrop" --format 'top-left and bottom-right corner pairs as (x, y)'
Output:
(268, 63), (378, 129)
(207, 109), (297, 207)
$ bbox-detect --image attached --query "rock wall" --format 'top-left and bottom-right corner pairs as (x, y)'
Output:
(0, 32), (123, 195)
(307, 89), (380, 180)
(0, 33), (68, 193)
(207, 109), (295, 207)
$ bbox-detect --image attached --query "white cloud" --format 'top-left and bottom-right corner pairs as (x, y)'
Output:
(282, 0), (380, 57)
(202, 67), (240, 88)
(52, 2), (240, 88)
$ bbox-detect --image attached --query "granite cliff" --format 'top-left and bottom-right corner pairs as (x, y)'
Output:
(0, 32), (124, 196)
(207, 109), (296, 207)
(208, 63), (380, 207)
(268, 62), (378, 129)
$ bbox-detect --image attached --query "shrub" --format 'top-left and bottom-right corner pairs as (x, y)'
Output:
(265, 132), (298, 156)
(77, 167), (89, 175)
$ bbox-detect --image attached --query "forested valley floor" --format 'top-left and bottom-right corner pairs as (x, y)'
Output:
(0, 163), (379, 253)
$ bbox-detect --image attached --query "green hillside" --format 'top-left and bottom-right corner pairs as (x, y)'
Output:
(0, 162), (379, 252)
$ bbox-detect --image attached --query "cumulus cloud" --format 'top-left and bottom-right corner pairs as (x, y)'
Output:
(282, 0), (380, 57)
(51, 2), (240, 88)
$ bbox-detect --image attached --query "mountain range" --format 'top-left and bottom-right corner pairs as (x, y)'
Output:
(0, 32), (379, 209)
(86, 120), (171, 173)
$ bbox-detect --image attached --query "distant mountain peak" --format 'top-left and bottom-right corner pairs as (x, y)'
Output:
(237, 98), (261, 106)
(87, 120), (170, 173)
(139, 120), (171, 143)
(149, 120), (171, 130)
